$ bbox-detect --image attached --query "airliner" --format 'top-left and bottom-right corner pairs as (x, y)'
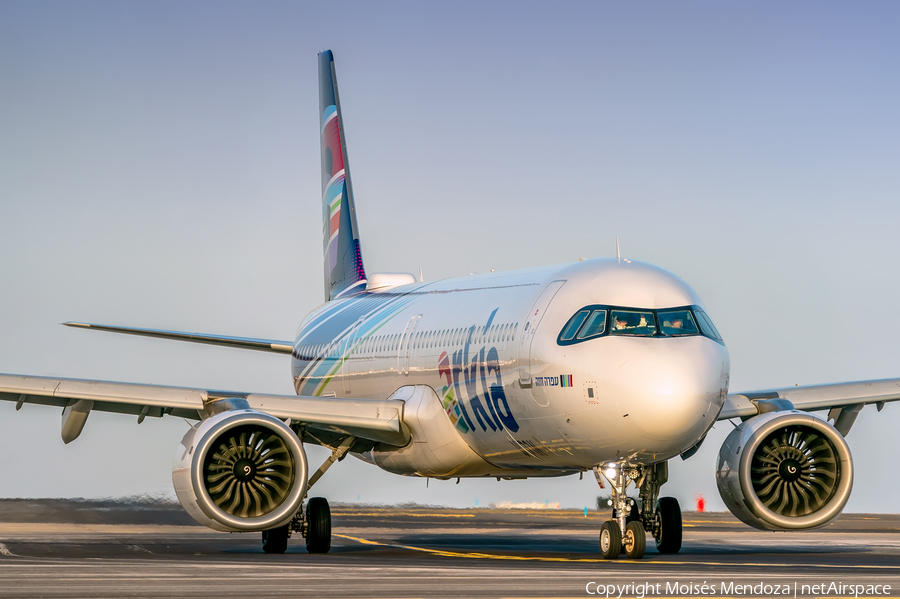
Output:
(2, 50), (898, 560)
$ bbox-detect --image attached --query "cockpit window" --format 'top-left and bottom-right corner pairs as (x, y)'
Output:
(609, 310), (656, 336)
(557, 304), (723, 345)
(576, 309), (607, 340)
(658, 310), (699, 336)
(694, 308), (722, 340)
(559, 310), (590, 341)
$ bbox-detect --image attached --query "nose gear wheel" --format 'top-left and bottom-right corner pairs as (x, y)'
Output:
(623, 520), (646, 559)
(204, 424), (295, 518)
(750, 425), (839, 517)
(599, 520), (621, 559)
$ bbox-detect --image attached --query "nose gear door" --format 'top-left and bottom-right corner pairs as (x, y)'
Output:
(517, 280), (565, 387)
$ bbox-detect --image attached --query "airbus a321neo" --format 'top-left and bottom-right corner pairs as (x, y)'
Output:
(3, 51), (898, 559)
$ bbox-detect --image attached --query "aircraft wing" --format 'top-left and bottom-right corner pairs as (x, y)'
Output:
(719, 377), (900, 433)
(62, 322), (294, 354)
(0, 373), (407, 447)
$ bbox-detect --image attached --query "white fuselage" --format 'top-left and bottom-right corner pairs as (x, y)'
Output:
(290, 258), (730, 477)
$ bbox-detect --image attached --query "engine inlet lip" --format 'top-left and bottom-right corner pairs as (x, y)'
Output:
(738, 411), (853, 530)
(190, 411), (308, 531)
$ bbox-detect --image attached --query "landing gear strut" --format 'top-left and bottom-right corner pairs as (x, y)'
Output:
(593, 461), (682, 559)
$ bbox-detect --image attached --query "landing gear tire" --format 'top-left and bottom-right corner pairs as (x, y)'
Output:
(305, 497), (332, 554)
(261, 524), (289, 554)
(599, 520), (621, 559)
(623, 520), (646, 559)
(655, 496), (682, 554)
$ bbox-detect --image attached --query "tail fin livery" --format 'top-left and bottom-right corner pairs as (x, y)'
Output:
(319, 50), (366, 301)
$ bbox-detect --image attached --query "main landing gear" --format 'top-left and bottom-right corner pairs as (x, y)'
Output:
(304, 497), (332, 553)
(261, 496), (333, 554)
(261, 434), (355, 555)
(594, 461), (682, 559)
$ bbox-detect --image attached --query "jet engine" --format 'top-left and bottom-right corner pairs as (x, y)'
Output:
(716, 410), (852, 531)
(172, 405), (308, 532)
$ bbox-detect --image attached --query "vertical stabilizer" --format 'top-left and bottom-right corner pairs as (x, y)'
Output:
(319, 50), (366, 301)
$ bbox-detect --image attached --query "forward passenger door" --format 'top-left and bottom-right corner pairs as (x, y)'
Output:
(518, 280), (566, 387)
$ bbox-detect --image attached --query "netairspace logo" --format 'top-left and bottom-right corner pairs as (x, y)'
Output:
(584, 581), (893, 598)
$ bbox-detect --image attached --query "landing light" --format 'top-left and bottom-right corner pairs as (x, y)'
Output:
(605, 467), (617, 479)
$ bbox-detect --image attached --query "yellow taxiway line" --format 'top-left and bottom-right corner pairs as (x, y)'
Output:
(333, 533), (900, 570)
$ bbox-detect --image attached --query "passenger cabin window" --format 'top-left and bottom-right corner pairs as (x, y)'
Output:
(557, 305), (722, 345)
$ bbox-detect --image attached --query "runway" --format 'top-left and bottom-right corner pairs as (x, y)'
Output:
(0, 500), (897, 598)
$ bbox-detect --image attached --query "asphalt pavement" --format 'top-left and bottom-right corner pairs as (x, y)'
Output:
(0, 499), (897, 598)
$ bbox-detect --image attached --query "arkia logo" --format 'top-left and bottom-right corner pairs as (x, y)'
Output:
(436, 323), (520, 434)
(437, 347), (519, 434)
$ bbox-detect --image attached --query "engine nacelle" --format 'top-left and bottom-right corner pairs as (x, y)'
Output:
(173, 407), (308, 532)
(716, 411), (852, 531)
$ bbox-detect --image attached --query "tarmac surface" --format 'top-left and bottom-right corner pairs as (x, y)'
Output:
(0, 499), (898, 598)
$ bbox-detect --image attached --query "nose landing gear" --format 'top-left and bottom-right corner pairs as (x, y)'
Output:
(594, 461), (682, 559)
(595, 463), (645, 559)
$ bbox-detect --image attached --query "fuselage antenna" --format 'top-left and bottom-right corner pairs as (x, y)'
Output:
(616, 236), (621, 264)
(419, 264), (424, 283)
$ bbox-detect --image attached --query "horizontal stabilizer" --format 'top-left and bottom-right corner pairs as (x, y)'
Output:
(63, 322), (293, 354)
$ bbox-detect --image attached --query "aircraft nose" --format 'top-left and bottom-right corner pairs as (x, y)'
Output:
(614, 338), (728, 453)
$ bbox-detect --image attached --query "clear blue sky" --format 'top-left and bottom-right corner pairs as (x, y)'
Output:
(1, 1), (899, 511)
